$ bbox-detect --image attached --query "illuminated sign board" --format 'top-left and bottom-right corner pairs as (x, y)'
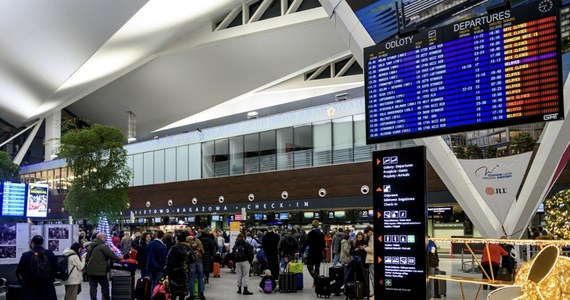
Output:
(365, 0), (563, 143)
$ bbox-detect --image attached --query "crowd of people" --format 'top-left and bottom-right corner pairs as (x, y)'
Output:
(14, 222), (376, 300)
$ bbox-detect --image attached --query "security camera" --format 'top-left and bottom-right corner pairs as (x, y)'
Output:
(281, 191), (288, 200)
(319, 188), (327, 198)
(168, 199), (173, 206)
(192, 197), (198, 205)
(146, 201), (151, 207)
(218, 196), (225, 203)
(248, 193), (255, 201)
(361, 185), (370, 194)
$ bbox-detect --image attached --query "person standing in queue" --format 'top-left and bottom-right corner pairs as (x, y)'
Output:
(61, 242), (85, 300)
(137, 232), (151, 277)
(165, 232), (192, 300)
(86, 233), (121, 300)
(198, 229), (216, 284)
(262, 226), (281, 279)
(233, 233), (254, 295)
(301, 220), (325, 281)
(187, 234), (205, 300)
(146, 230), (168, 298)
(16, 235), (58, 300)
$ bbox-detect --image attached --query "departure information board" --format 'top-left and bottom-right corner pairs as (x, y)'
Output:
(365, 0), (563, 144)
(1, 182), (26, 217)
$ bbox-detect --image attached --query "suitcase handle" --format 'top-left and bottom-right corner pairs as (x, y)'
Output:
(320, 260), (329, 277)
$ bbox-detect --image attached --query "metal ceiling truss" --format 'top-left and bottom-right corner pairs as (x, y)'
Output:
(215, 0), (314, 31)
(305, 54), (360, 81)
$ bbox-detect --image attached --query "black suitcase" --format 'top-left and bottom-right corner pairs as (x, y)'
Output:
(134, 277), (151, 300)
(345, 281), (366, 300)
(112, 275), (135, 300)
(6, 285), (22, 300)
(329, 266), (344, 295)
(278, 272), (296, 293)
(434, 269), (447, 297)
(315, 276), (332, 298)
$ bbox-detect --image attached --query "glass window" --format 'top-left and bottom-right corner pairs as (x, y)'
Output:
(53, 168), (61, 190)
(354, 114), (375, 161)
(333, 116), (353, 164)
(313, 121), (332, 166)
(202, 141), (215, 178)
(154, 150), (165, 184)
(176, 146), (189, 181)
(133, 154), (143, 186)
(214, 139), (229, 177)
(276, 127), (293, 170)
(294, 125), (312, 168)
(61, 168), (69, 191)
(230, 136), (244, 175)
(165, 148), (176, 182)
(143, 152), (154, 185)
(260, 130), (276, 172)
(244, 133), (259, 174)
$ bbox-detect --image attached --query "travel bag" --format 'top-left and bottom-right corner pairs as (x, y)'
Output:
(434, 269), (447, 297)
(315, 262), (332, 298)
(213, 262), (221, 278)
(134, 277), (151, 300)
(329, 265), (344, 295)
(112, 275), (135, 300)
(278, 265), (297, 293)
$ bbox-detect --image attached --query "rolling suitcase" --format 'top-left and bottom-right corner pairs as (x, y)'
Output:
(315, 262), (332, 298)
(213, 262), (221, 278)
(252, 260), (261, 276)
(134, 277), (151, 300)
(112, 275), (135, 300)
(329, 265), (344, 295)
(278, 265), (297, 293)
(6, 285), (22, 300)
(344, 260), (369, 300)
(296, 272), (304, 290)
(345, 281), (366, 300)
(434, 269), (447, 297)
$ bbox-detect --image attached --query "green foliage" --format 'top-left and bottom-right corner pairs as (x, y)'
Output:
(59, 124), (131, 221)
(454, 146), (466, 159)
(0, 151), (19, 181)
(466, 144), (482, 159)
(510, 132), (535, 154)
(485, 146), (497, 159)
(544, 189), (570, 239)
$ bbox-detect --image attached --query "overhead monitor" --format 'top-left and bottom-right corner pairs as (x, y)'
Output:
(26, 183), (48, 218)
(187, 216), (196, 223)
(427, 206), (454, 217)
(303, 212), (314, 219)
(234, 215), (243, 221)
(279, 213), (289, 220)
(334, 211), (346, 218)
(1, 182), (27, 217)
(212, 215), (220, 221)
(365, 0), (563, 144)
(253, 213), (263, 221)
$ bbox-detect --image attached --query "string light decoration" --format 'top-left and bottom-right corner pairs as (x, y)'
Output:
(545, 189), (570, 239)
(515, 255), (570, 299)
(96, 215), (123, 258)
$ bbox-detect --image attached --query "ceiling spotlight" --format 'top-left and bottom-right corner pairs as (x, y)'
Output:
(127, 137), (137, 143)
(247, 111), (259, 119)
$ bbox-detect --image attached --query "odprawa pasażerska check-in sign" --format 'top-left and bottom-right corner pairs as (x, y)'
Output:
(373, 146), (427, 298)
(365, 0), (564, 144)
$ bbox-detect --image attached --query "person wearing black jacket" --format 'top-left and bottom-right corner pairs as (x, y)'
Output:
(16, 235), (58, 300)
(233, 233), (254, 295)
(165, 232), (192, 300)
(262, 226), (281, 279)
(301, 220), (326, 280)
(198, 229), (216, 284)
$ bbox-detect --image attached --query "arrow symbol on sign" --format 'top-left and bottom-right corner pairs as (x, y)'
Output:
(376, 187), (382, 192)
(378, 235), (383, 242)
(377, 211), (382, 218)
(376, 158), (381, 166)
(377, 257), (382, 263)
(380, 279), (384, 286)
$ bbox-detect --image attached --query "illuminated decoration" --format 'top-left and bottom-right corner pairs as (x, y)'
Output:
(97, 215), (123, 258)
(513, 247), (570, 299)
(364, 0), (564, 144)
(544, 189), (570, 239)
(430, 237), (570, 247)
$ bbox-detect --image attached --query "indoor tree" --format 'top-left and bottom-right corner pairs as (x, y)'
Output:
(0, 151), (19, 181)
(510, 131), (535, 154)
(59, 124), (131, 221)
(544, 189), (570, 239)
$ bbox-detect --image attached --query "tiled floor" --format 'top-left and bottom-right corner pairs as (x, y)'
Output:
(1, 257), (495, 300)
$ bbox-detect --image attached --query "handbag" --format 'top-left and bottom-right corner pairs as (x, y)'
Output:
(152, 277), (170, 300)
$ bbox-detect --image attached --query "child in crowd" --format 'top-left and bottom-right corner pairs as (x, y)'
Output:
(259, 269), (277, 293)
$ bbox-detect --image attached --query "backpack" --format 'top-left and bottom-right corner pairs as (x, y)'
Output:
(55, 254), (75, 280)
(285, 236), (297, 254)
(188, 240), (202, 262)
(233, 244), (248, 261)
(263, 278), (273, 293)
(30, 249), (53, 280)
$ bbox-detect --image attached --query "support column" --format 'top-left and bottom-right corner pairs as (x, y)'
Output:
(44, 110), (61, 161)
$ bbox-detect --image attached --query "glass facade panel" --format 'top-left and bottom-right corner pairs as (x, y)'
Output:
(276, 127), (293, 170)
(260, 130), (276, 172)
(176, 146), (189, 181)
(202, 141), (215, 178)
(165, 148), (177, 182)
(294, 125), (312, 168)
(333, 116), (353, 164)
(313, 121), (332, 166)
(244, 133), (259, 174)
(133, 154), (144, 186)
(230, 136), (244, 175)
(154, 150), (165, 184)
(354, 114), (375, 161)
(214, 139), (229, 177)
(143, 152), (154, 185)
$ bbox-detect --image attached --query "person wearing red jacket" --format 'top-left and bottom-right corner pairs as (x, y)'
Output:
(481, 243), (508, 290)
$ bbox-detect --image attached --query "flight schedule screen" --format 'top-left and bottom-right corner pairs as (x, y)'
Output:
(365, 0), (563, 144)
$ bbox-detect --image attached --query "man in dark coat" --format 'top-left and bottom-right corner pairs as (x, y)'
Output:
(261, 226), (280, 278)
(301, 220), (325, 280)
(86, 233), (121, 300)
(147, 230), (168, 295)
(16, 235), (58, 300)
(198, 229), (216, 284)
(165, 232), (192, 300)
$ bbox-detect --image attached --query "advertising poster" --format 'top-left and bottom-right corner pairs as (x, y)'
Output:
(45, 224), (72, 255)
(0, 223), (18, 264)
(26, 183), (49, 218)
(373, 146), (427, 298)
(229, 221), (240, 250)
